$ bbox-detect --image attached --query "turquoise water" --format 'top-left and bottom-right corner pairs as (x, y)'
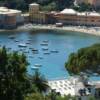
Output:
(0, 30), (100, 80)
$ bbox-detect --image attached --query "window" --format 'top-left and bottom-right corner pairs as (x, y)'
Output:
(88, 88), (91, 93)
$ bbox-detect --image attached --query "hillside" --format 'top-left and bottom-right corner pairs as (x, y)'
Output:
(0, 0), (74, 11)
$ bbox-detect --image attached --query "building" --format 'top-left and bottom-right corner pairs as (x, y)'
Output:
(29, 3), (100, 27)
(55, 9), (78, 25)
(0, 7), (23, 29)
(54, 8), (100, 26)
(29, 3), (47, 24)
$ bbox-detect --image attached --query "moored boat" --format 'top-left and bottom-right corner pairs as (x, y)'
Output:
(44, 52), (50, 55)
(40, 43), (48, 46)
(31, 66), (39, 70)
(18, 43), (27, 47)
(51, 50), (59, 53)
(34, 64), (42, 67)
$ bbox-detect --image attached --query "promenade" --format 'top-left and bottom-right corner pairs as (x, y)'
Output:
(17, 24), (100, 36)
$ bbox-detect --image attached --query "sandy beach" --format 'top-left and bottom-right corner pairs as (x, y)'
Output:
(17, 24), (100, 36)
(0, 24), (100, 36)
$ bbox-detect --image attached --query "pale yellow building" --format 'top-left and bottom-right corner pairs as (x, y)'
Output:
(0, 7), (23, 29)
(29, 3), (47, 24)
(29, 3), (100, 27)
(55, 8), (100, 26)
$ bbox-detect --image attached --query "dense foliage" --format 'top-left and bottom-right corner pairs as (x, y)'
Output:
(73, 3), (93, 12)
(0, 46), (49, 100)
(31, 70), (49, 93)
(0, 0), (74, 11)
(0, 46), (30, 100)
(65, 44), (100, 75)
(0, 0), (100, 12)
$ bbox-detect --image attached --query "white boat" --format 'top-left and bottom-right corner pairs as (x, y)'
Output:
(31, 66), (39, 70)
(42, 47), (48, 51)
(15, 40), (19, 42)
(18, 43), (27, 47)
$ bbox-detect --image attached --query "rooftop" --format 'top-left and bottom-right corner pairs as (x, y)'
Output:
(60, 8), (100, 16)
(0, 7), (21, 15)
(29, 3), (39, 6)
(77, 12), (100, 17)
(60, 8), (77, 15)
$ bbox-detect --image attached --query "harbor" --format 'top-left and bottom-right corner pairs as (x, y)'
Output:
(0, 30), (100, 81)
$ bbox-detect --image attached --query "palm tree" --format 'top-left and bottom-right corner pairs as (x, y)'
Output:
(32, 71), (49, 93)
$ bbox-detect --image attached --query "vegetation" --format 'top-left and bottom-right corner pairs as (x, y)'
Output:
(25, 91), (77, 100)
(0, 0), (100, 12)
(31, 70), (49, 93)
(65, 44), (100, 75)
(73, 3), (93, 12)
(0, 0), (74, 11)
(0, 46), (30, 100)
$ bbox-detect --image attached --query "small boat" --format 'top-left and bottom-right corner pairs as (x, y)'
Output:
(32, 49), (39, 54)
(93, 73), (99, 76)
(18, 43), (27, 47)
(34, 64), (42, 67)
(42, 48), (48, 51)
(38, 57), (43, 59)
(44, 52), (50, 55)
(51, 50), (59, 53)
(26, 42), (31, 44)
(40, 43), (48, 46)
(29, 47), (33, 49)
(31, 66), (39, 70)
(32, 49), (38, 51)
(15, 40), (19, 42)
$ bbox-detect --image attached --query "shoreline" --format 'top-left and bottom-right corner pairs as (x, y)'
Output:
(0, 24), (100, 36)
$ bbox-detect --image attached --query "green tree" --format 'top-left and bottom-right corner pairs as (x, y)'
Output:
(55, 0), (74, 10)
(73, 3), (93, 12)
(0, 47), (30, 100)
(31, 70), (49, 93)
(25, 93), (44, 100)
(65, 44), (100, 75)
